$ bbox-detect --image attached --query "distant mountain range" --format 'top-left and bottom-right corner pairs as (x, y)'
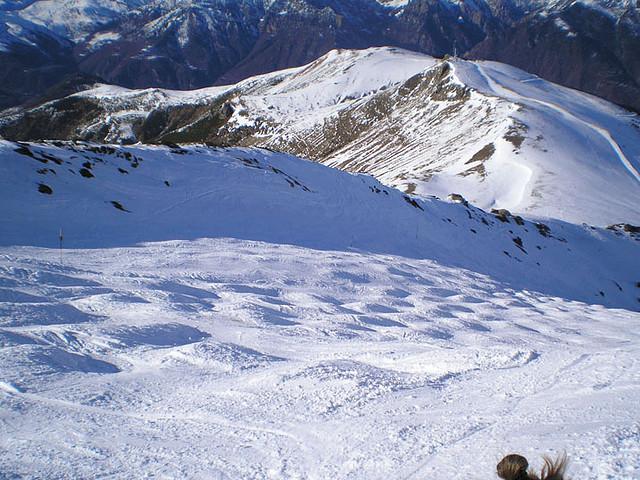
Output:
(1, 0), (639, 112)
(2, 47), (639, 227)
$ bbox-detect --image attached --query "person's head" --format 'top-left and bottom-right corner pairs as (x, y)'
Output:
(497, 453), (568, 480)
(497, 454), (536, 480)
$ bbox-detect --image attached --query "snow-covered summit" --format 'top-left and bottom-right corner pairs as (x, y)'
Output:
(16, 0), (149, 42)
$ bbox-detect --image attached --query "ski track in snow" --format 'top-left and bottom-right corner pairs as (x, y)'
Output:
(469, 62), (640, 186)
(1, 240), (639, 479)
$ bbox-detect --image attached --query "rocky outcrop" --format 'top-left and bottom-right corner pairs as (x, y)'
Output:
(0, 96), (105, 142)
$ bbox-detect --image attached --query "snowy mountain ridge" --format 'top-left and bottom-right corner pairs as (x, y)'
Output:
(5, 0), (635, 46)
(4, 47), (639, 227)
(20, 0), (636, 50)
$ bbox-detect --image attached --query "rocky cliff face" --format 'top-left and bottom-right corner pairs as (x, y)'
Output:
(75, 0), (264, 90)
(0, 0), (639, 111)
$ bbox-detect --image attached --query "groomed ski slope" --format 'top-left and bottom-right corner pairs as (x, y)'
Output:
(1, 141), (639, 479)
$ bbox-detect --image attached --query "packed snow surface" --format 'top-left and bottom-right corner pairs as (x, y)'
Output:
(1, 141), (639, 479)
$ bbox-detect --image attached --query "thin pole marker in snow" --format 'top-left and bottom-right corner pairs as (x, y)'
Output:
(59, 228), (63, 264)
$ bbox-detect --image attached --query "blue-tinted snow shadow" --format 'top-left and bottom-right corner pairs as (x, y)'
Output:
(110, 323), (210, 348)
(0, 329), (44, 347)
(248, 304), (300, 326)
(31, 347), (121, 374)
(0, 303), (106, 327)
(3, 187), (639, 311)
(358, 315), (407, 328)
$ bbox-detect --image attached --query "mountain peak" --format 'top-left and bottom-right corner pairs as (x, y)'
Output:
(2, 47), (639, 227)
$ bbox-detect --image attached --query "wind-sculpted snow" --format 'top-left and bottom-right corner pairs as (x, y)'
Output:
(0, 238), (639, 478)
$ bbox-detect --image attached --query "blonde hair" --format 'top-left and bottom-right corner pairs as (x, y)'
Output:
(497, 453), (568, 480)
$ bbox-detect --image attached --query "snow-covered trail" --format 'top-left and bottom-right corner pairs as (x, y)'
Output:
(1, 239), (639, 479)
(462, 61), (640, 186)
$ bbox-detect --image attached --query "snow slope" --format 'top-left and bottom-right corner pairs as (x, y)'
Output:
(17, 0), (138, 42)
(2, 139), (639, 308)
(22, 47), (639, 227)
(1, 140), (640, 478)
(426, 58), (640, 225)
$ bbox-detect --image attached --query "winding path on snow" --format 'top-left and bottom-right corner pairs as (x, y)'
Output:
(464, 62), (640, 186)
